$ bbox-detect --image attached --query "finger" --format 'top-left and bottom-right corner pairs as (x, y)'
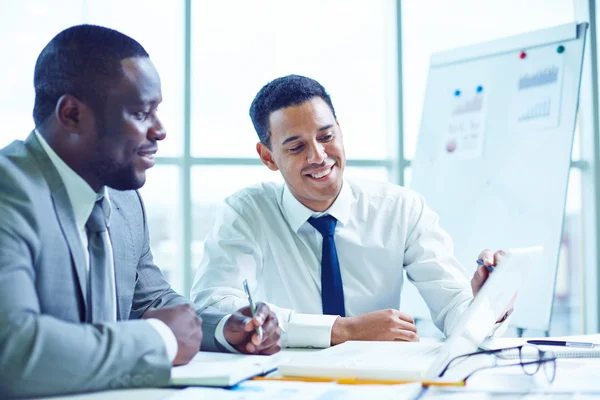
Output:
(397, 319), (418, 333)
(266, 310), (278, 327)
(256, 328), (279, 348)
(257, 334), (282, 355)
(251, 331), (263, 346)
(229, 311), (252, 331)
(238, 306), (253, 318)
(259, 340), (282, 355)
(478, 248), (494, 265)
(494, 250), (506, 266)
(234, 337), (259, 355)
(256, 316), (279, 343)
(396, 311), (415, 324)
(224, 312), (252, 338)
(478, 264), (490, 280)
(243, 316), (255, 332)
(246, 341), (258, 354)
(253, 302), (269, 324)
(393, 329), (420, 342)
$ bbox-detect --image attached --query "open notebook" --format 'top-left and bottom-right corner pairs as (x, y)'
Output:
(278, 247), (544, 382)
(170, 352), (279, 387)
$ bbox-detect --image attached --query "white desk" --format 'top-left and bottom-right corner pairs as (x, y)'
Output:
(32, 336), (600, 399)
(41, 388), (177, 400)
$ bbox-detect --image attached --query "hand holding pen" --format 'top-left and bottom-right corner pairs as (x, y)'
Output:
(243, 279), (263, 341)
(220, 280), (282, 355)
(472, 249), (506, 297)
(473, 249), (514, 323)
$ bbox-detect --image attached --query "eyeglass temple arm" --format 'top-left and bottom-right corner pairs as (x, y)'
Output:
(437, 347), (513, 378)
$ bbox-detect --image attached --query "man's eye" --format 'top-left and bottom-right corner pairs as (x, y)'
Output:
(321, 133), (333, 141)
(289, 145), (304, 153)
(134, 111), (149, 121)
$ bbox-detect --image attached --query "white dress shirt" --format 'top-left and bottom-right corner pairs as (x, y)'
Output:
(192, 178), (480, 348)
(35, 131), (177, 361)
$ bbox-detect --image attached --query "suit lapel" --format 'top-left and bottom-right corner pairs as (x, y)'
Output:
(24, 132), (89, 317)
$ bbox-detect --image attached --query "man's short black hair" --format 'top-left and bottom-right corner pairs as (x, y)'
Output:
(33, 24), (149, 126)
(249, 74), (337, 148)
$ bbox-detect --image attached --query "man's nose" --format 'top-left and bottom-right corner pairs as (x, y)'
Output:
(148, 115), (166, 141)
(307, 141), (326, 164)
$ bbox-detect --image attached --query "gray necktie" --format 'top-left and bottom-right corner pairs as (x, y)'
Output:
(86, 199), (112, 323)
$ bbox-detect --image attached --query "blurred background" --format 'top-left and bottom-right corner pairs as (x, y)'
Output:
(1, 0), (598, 337)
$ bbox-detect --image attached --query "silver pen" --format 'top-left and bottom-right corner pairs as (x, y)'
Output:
(527, 340), (597, 348)
(243, 279), (263, 341)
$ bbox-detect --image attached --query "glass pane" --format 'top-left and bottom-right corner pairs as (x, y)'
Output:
(0, 1), (84, 148)
(138, 165), (183, 294)
(86, 0), (185, 157)
(550, 168), (583, 335)
(572, 115), (581, 160)
(191, 0), (397, 160)
(401, 0), (576, 160)
(191, 166), (284, 272)
(404, 166), (413, 188)
(345, 166), (389, 183)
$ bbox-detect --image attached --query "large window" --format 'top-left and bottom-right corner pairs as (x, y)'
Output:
(0, 1), (84, 148)
(1, 1), (597, 334)
(0, 0), (398, 296)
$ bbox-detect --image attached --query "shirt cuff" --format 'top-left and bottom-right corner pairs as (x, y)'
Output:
(214, 314), (241, 353)
(146, 318), (178, 362)
(282, 313), (339, 348)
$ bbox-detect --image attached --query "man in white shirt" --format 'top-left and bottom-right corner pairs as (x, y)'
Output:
(192, 74), (504, 349)
(0, 25), (280, 399)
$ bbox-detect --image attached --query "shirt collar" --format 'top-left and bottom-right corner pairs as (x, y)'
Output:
(282, 180), (352, 233)
(35, 130), (112, 230)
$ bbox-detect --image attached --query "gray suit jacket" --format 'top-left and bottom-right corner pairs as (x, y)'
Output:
(0, 133), (225, 398)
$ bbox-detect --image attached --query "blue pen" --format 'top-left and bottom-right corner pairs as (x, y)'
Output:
(476, 259), (495, 273)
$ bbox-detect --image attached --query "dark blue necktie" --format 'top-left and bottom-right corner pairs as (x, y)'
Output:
(308, 215), (345, 317)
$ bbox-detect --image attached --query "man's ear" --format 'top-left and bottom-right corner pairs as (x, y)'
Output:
(55, 94), (88, 133)
(256, 142), (279, 172)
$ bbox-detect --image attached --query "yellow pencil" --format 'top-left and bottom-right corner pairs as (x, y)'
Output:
(252, 376), (465, 387)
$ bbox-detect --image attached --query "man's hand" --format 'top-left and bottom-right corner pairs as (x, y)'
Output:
(330, 309), (419, 346)
(472, 248), (516, 323)
(223, 302), (281, 355)
(471, 248), (506, 297)
(142, 304), (203, 366)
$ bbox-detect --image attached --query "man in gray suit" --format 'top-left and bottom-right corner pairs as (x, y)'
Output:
(0, 25), (281, 398)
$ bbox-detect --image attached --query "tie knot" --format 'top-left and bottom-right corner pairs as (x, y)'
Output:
(308, 215), (337, 237)
(86, 200), (107, 233)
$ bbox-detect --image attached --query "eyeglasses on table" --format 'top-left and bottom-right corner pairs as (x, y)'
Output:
(437, 344), (557, 384)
